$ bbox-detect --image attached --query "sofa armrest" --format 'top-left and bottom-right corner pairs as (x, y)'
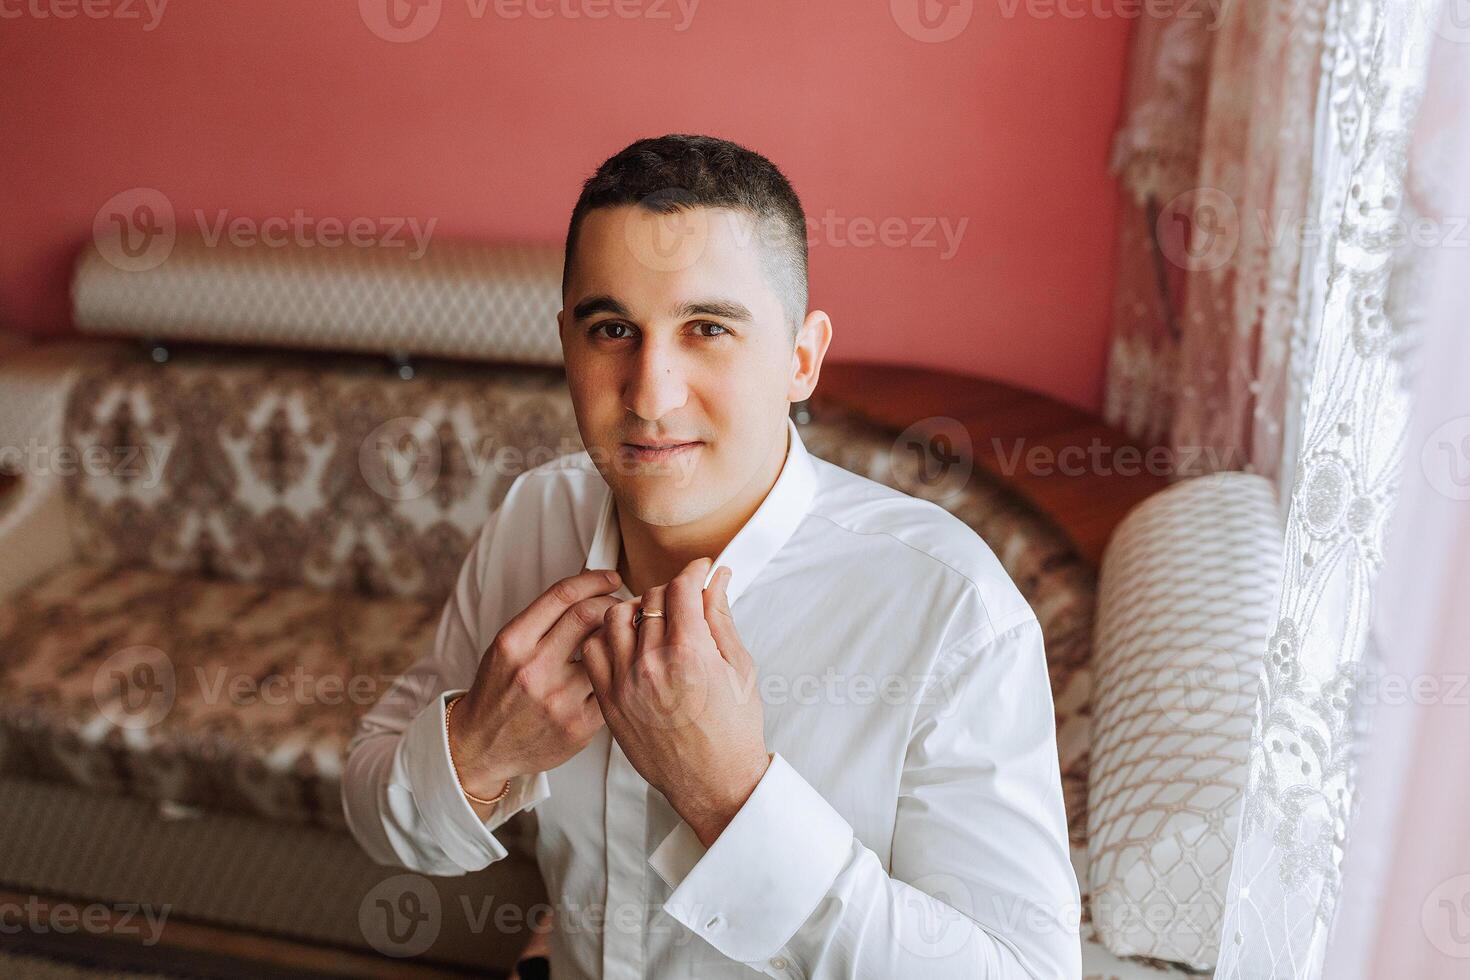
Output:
(0, 340), (107, 602)
(0, 474), (73, 601)
(1086, 472), (1283, 970)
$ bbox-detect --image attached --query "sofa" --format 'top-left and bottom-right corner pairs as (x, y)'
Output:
(0, 232), (1272, 977)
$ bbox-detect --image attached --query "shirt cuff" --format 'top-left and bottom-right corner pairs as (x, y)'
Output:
(648, 752), (854, 962)
(399, 689), (550, 872)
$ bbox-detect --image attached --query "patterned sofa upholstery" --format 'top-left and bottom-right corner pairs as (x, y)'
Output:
(0, 339), (1097, 842)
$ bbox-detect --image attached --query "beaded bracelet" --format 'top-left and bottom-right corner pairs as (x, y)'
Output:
(445, 695), (512, 807)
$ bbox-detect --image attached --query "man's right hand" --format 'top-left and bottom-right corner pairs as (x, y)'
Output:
(448, 569), (623, 804)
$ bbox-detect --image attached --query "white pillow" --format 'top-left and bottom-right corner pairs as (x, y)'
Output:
(1087, 472), (1282, 970)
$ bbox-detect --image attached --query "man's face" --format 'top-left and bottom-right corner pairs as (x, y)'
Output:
(559, 205), (804, 528)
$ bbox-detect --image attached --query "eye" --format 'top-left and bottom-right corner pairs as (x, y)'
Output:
(693, 321), (729, 338)
(590, 321), (635, 341)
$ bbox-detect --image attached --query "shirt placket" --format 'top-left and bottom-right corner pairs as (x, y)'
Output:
(601, 737), (648, 980)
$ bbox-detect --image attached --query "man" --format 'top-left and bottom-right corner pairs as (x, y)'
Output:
(343, 134), (1081, 978)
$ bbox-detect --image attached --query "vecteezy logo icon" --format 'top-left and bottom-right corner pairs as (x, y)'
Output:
(93, 188), (177, 273)
(92, 645), (176, 730)
(620, 644), (715, 732)
(1421, 415), (1470, 501)
(1155, 187), (1240, 272)
(908, 432), (959, 485)
(890, 417), (973, 503)
(1433, 0), (1470, 45)
(360, 416), (441, 502)
(1423, 873), (1470, 958)
(891, 0), (973, 42)
(1157, 646), (1258, 729)
(623, 188), (711, 273)
(897, 872), (975, 958)
(359, 0), (443, 43)
(359, 874), (442, 957)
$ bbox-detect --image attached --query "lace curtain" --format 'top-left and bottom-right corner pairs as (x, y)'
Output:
(1319, 25), (1470, 976)
(1102, 0), (1439, 975)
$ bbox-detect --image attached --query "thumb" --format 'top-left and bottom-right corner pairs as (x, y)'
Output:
(703, 566), (750, 673)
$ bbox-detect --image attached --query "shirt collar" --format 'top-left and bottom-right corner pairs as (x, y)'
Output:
(583, 416), (817, 606)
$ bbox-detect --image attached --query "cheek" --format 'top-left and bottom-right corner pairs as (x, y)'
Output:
(566, 361), (621, 421)
(698, 359), (788, 442)
(707, 342), (789, 400)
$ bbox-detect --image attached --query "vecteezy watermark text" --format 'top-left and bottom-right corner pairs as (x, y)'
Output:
(358, 0), (699, 42)
(0, 897), (169, 946)
(0, 0), (168, 30)
(93, 187), (439, 272)
(991, 437), (1249, 479)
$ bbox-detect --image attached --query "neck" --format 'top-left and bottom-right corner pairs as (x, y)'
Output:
(615, 423), (790, 598)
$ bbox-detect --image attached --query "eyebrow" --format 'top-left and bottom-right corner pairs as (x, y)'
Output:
(571, 295), (755, 324)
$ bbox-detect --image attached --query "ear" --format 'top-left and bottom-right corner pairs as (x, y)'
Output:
(787, 309), (833, 403)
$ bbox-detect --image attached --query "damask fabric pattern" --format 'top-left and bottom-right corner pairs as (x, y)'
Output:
(0, 345), (1099, 846)
(59, 345), (580, 601)
(72, 234), (567, 366)
(0, 562), (439, 832)
(1088, 473), (1282, 970)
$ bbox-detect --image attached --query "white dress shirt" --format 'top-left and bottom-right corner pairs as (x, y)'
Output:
(343, 417), (1082, 979)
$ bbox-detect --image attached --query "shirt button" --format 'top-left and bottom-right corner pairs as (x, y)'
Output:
(771, 955), (789, 969)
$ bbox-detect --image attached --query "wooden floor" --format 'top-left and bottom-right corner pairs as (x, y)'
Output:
(812, 363), (1168, 566)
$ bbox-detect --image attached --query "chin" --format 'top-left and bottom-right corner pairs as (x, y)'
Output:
(612, 479), (715, 528)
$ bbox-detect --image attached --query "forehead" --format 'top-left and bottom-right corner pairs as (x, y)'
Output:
(569, 205), (782, 312)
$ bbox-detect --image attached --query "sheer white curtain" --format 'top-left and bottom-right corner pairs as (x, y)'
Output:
(1104, 0), (1451, 973)
(1318, 19), (1470, 979)
(1211, 0), (1439, 976)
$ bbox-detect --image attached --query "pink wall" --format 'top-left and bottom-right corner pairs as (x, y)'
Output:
(0, 1), (1130, 413)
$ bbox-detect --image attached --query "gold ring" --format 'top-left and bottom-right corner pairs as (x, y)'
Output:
(633, 609), (665, 627)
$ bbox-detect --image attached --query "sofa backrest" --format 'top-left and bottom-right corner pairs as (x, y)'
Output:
(60, 344), (583, 601)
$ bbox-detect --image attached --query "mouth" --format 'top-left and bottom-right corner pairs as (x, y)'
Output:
(618, 440), (704, 464)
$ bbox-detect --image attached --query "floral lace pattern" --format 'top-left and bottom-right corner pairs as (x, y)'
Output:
(1103, 0), (1437, 975)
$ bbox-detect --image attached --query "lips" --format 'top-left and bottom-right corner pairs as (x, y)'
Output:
(619, 440), (703, 463)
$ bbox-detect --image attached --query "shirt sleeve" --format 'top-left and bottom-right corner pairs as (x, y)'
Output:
(646, 616), (1082, 979)
(341, 501), (550, 876)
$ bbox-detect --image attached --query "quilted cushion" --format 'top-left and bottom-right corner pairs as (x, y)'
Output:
(1087, 472), (1282, 970)
(73, 232), (566, 366)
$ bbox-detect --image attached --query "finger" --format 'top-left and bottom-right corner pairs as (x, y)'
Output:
(602, 598), (640, 685)
(504, 569), (622, 645)
(703, 565), (749, 670)
(666, 557), (714, 643)
(578, 629), (612, 694)
(636, 584), (668, 654)
(542, 595), (621, 671)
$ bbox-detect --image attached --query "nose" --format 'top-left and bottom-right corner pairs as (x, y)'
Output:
(622, 336), (689, 423)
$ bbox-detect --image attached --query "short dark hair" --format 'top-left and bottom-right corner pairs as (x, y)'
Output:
(562, 134), (809, 332)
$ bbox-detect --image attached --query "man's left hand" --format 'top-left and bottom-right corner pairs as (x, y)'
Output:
(580, 557), (771, 848)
